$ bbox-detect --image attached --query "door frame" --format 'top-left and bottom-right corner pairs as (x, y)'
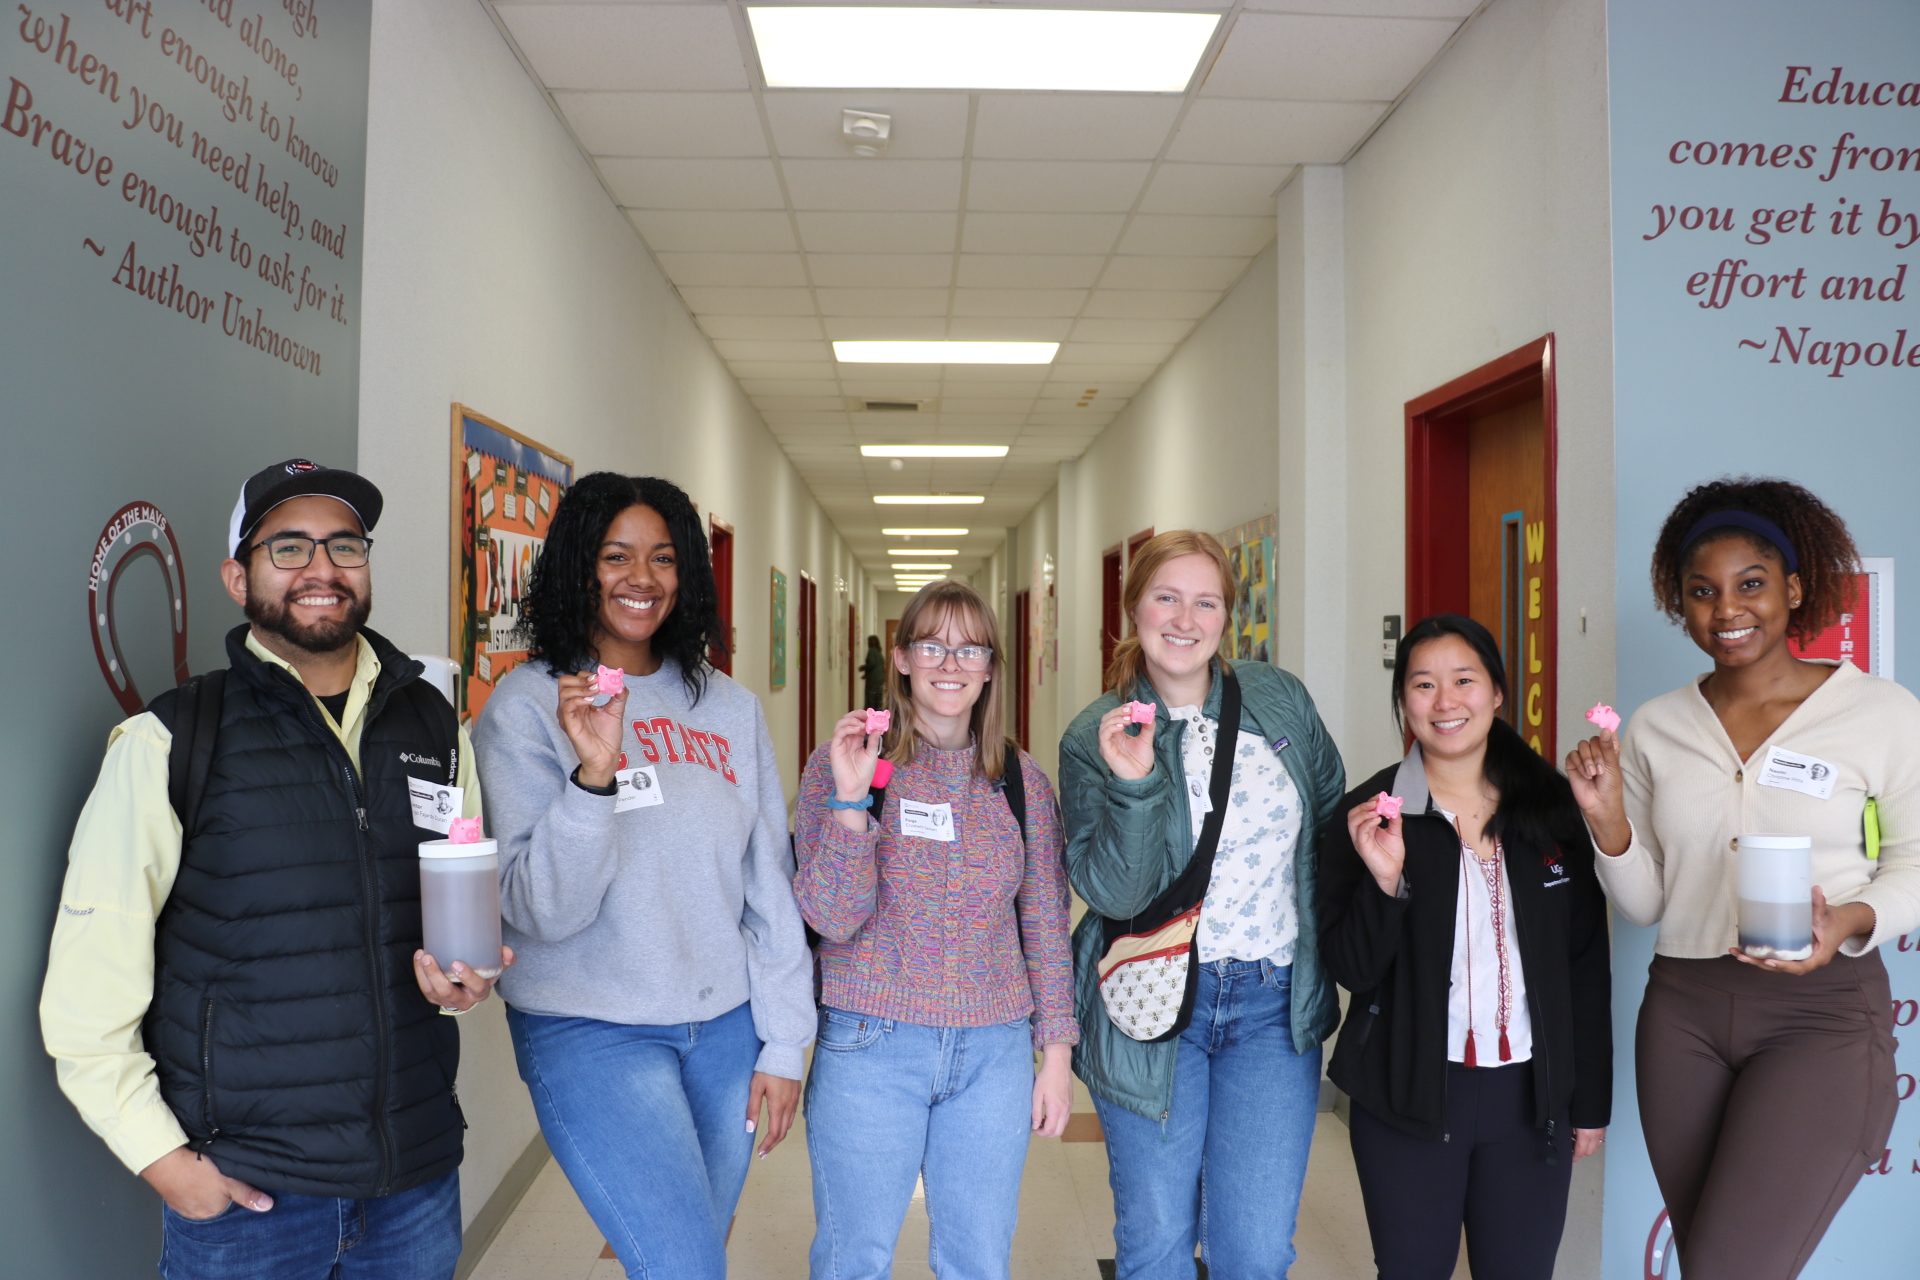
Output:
(1404, 334), (1558, 753)
(797, 571), (818, 766)
(708, 517), (734, 675)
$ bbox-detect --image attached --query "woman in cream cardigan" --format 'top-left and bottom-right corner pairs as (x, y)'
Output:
(1568, 477), (1919, 1280)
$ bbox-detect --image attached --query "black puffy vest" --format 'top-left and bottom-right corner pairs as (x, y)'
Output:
(145, 625), (464, 1199)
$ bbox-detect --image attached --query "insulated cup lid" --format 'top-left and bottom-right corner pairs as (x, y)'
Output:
(419, 837), (499, 858)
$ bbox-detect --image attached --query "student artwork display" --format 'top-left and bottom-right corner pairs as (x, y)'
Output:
(770, 567), (788, 689)
(450, 406), (574, 725)
(1217, 515), (1277, 663)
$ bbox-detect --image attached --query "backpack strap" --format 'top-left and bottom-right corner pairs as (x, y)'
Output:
(999, 742), (1027, 844)
(158, 669), (226, 838)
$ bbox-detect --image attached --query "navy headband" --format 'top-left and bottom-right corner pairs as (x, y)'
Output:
(1680, 510), (1799, 575)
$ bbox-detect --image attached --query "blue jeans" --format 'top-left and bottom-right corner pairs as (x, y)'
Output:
(157, 1170), (460, 1280)
(1093, 959), (1322, 1280)
(805, 1008), (1035, 1280)
(508, 1001), (762, 1280)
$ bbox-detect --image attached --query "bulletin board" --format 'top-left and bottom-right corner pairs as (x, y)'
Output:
(770, 567), (789, 689)
(449, 405), (574, 725)
(1217, 514), (1277, 664)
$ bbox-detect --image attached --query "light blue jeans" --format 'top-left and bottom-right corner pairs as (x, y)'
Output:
(804, 1007), (1036, 1280)
(158, 1171), (460, 1280)
(507, 1001), (762, 1280)
(1093, 959), (1322, 1280)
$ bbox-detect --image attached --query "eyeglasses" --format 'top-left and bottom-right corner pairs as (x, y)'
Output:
(249, 534), (374, 569)
(905, 640), (993, 672)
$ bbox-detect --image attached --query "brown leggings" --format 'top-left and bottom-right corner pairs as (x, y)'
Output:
(1637, 954), (1897, 1280)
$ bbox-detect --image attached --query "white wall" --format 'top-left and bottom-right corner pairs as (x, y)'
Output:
(355, 0), (869, 1228)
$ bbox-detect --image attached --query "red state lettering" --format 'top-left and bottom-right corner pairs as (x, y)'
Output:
(630, 721), (660, 764)
(684, 728), (717, 771)
(710, 733), (738, 784)
(650, 718), (682, 763)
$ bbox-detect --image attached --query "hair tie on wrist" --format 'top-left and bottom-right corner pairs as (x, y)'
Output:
(1680, 510), (1799, 576)
(826, 795), (874, 811)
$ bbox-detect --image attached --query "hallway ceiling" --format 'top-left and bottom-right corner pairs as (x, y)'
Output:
(486, 0), (1475, 579)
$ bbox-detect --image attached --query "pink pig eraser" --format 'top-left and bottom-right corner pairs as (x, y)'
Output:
(595, 665), (626, 696)
(447, 817), (484, 844)
(864, 708), (892, 736)
(1375, 793), (1404, 821)
(1126, 700), (1157, 725)
(1585, 703), (1621, 735)
(871, 759), (894, 789)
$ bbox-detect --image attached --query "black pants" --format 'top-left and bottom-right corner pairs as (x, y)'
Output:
(1348, 1063), (1572, 1280)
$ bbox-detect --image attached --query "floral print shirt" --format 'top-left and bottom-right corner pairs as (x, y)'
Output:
(1168, 703), (1303, 965)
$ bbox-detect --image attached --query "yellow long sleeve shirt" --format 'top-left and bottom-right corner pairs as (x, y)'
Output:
(39, 633), (482, 1177)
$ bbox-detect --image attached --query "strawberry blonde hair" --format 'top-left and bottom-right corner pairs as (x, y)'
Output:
(1104, 530), (1238, 695)
(884, 580), (1013, 782)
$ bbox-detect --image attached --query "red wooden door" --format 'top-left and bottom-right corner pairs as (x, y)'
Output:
(797, 573), (818, 765)
(708, 518), (734, 674)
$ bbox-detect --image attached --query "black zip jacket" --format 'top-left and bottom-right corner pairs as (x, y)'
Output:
(1318, 752), (1612, 1142)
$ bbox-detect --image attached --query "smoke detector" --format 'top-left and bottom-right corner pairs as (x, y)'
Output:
(842, 109), (891, 157)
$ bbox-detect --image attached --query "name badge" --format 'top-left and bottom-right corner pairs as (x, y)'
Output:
(408, 777), (464, 834)
(899, 799), (955, 842)
(1188, 775), (1213, 817)
(615, 765), (664, 812)
(1757, 745), (1837, 800)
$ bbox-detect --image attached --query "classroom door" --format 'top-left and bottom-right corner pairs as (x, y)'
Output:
(709, 518), (734, 674)
(1406, 337), (1558, 757)
(798, 573), (818, 765)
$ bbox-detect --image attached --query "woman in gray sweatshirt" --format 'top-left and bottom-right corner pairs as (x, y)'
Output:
(472, 472), (813, 1280)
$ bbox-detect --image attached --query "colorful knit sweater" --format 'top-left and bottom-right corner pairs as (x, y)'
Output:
(795, 740), (1080, 1048)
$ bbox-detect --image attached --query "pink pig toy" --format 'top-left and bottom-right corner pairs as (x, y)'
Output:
(595, 665), (625, 695)
(1585, 703), (1621, 735)
(448, 817), (484, 844)
(872, 759), (894, 789)
(864, 708), (892, 736)
(1125, 701), (1157, 725)
(1374, 793), (1404, 821)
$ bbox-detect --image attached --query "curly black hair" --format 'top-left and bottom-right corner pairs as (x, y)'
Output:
(524, 472), (727, 704)
(1651, 476), (1860, 642)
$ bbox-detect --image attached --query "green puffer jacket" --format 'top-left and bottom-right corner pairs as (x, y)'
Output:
(1060, 659), (1346, 1122)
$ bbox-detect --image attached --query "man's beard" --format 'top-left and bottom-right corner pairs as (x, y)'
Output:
(245, 576), (371, 654)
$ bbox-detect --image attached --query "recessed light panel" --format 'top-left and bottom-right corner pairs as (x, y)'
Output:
(748, 7), (1219, 93)
(874, 495), (985, 505)
(883, 527), (969, 536)
(893, 563), (952, 571)
(862, 445), (1010, 458)
(835, 341), (1057, 365)
(886, 548), (959, 556)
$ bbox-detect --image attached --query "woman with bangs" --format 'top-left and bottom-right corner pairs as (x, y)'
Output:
(1059, 531), (1346, 1280)
(794, 579), (1077, 1280)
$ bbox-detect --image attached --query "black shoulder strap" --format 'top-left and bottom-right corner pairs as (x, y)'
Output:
(164, 669), (226, 837)
(1114, 669), (1241, 931)
(864, 741), (1028, 842)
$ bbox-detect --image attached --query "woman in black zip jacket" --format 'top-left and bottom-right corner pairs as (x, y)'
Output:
(1319, 614), (1611, 1280)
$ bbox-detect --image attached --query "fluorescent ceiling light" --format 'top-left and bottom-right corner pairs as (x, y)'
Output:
(861, 444), (1010, 459)
(835, 341), (1057, 365)
(748, 7), (1219, 93)
(893, 563), (952, 571)
(874, 495), (985, 505)
(883, 527), (968, 536)
(887, 548), (958, 556)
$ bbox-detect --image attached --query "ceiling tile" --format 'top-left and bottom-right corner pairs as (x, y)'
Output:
(1139, 163), (1295, 215)
(973, 94), (1184, 160)
(795, 212), (958, 253)
(699, 315), (825, 341)
(839, 380), (944, 398)
(955, 255), (1107, 289)
(945, 317), (1074, 341)
(1070, 318), (1196, 344)
(1048, 362), (1161, 382)
(716, 340), (833, 362)
(763, 91), (971, 158)
(1169, 99), (1387, 164)
(600, 158), (783, 209)
(951, 289), (1089, 317)
(557, 91), (766, 158)
(836, 364), (945, 381)
(1082, 288), (1222, 319)
(1029, 412), (1117, 426)
(1117, 215), (1276, 257)
(822, 318), (949, 340)
(1037, 382), (1140, 399)
(807, 254), (953, 288)
(938, 367), (1048, 386)
(728, 360), (839, 379)
(961, 213), (1126, 255)
(656, 252), (807, 287)
(1203, 14), (1458, 101)
(931, 397), (1038, 413)
(740, 378), (840, 396)
(626, 210), (796, 253)
(759, 410), (851, 426)
(1100, 255), (1254, 290)
(495, 4), (748, 91)
(816, 288), (951, 316)
(966, 161), (1153, 213)
(1057, 342), (1177, 364)
(753, 396), (848, 412)
(783, 160), (964, 211)
(1243, 0), (1478, 14)
(679, 286), (817, 315)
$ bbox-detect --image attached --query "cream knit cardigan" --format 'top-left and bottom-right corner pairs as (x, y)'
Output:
(1597, 660), (1920, 958)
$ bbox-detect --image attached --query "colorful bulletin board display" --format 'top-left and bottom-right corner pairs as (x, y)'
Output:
(770, 568), (789, 689)
(1789, 559), (1894, 680)
(1217, 515), (1277, 664)
(449, 406), (574, 725)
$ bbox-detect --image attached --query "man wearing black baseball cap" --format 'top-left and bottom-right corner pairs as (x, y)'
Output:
(43, 459), (508, 1280)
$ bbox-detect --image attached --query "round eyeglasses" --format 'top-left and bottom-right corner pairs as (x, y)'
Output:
(905, 640), (993, 672)
(249, 534), (374, 570)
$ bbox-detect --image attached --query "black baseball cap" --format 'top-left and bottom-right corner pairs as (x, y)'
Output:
(229, 459), (384, 557)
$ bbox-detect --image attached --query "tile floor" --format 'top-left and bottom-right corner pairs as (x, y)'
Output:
(467, 1077), (1474, 1280)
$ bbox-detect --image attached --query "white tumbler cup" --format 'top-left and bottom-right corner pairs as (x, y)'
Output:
(419, 838), (504, 979)
(1737, 834), (1814, 961)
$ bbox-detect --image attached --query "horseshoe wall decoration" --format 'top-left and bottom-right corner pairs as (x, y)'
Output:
(88, 502), (190, 715)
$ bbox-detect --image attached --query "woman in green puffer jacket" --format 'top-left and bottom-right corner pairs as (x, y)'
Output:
(1058, 530), (1344, 1280)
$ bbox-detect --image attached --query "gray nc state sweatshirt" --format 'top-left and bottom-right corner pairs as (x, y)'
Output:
(472, 659), (814, 1079)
